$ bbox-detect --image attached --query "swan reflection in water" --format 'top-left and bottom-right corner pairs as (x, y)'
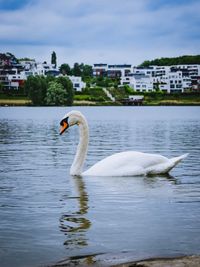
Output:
(59, 175), (91, 248)
(58, 173), (180, 266)
(59, 170), (178, 249)
(144, 173), (179, 185)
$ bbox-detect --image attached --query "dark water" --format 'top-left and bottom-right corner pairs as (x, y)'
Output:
(0, 106), (200, 267)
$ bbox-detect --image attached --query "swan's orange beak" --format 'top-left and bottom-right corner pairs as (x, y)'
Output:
(60, 121), (68, 135)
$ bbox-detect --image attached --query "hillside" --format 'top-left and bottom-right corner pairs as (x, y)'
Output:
(140, 55), (200, 67)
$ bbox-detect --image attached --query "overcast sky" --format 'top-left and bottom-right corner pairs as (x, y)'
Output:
(0, 0), (199, 66)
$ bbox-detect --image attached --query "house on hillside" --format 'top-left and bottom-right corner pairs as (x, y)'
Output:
(93, 63), (108, 77)
(92, 63), (133, 78)
(68, 76), (86, 92)
(121, 73), (153, 92)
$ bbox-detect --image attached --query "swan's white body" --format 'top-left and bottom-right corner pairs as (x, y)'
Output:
(60, 110), (188, 176)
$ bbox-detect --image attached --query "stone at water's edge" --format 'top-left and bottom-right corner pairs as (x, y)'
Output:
(50, 255), (200, 267)
(114, 255), (200, 267)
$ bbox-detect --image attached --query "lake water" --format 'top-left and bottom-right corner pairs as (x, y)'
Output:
(0, 106), (200, 267)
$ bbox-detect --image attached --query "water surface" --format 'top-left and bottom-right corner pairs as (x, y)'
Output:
(0, 106), (200, 267)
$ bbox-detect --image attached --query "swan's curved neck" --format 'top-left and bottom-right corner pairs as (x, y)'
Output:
(70, 119), (89, 176)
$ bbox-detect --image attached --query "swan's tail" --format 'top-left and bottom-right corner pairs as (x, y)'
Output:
(170, 153), (189, 165)
(162, 153), (189, 173)
(163, 153), (189, 173)
(147, 153), (189, 175)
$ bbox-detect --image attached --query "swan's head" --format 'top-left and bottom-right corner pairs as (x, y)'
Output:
(59, 110), (86, 135)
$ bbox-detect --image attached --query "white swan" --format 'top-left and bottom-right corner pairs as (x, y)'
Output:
(60, 110), (188, 176)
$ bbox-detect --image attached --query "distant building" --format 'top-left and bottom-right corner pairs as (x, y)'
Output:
(0, 66), (25, 90)
(7, 69), (27, 90)
(93, 63), (108, 77)
(93, 63), (133, 78)
(0, 56), (86, 92)
(157, 71), (183, 93)
(0, 53), (18, 66)
(107, 64), (132, 78)
(119, 64), (200, 93)
(68, 76), (86, 92)
(121, 73), (154, 92)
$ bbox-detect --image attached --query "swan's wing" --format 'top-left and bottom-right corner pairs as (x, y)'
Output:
(146, 153), (188, 175)
(83, 151), (168, 176)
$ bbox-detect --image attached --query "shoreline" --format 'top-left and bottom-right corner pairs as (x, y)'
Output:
(1, 100), (200, 107)
(49, 254), (200, 267)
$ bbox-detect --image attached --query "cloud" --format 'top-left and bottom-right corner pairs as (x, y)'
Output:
(0, 0), (199, 65)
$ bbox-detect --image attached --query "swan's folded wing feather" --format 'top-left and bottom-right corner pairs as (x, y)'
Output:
(83, 151), (168, 176)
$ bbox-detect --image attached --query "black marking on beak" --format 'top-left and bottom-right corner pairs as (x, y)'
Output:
(60, 117), (69, 135)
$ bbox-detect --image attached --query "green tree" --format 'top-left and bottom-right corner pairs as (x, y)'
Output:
(59, 63), (71, 75)
(82, 64), (93, 78)
(46, 81), (67, 105)
(139, 55), (200, 67)
(57, 76), (74, 106)
(24, 75), (73, 106)
(24, 75), (47, 105)
(124, 84), (134, 94)
(51, 51), (57, 67)
(73, 62), (82, 76)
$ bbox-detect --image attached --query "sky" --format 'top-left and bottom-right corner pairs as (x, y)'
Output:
(0, 0), (199, 66)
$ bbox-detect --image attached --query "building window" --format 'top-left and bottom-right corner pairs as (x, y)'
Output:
(74, 83), (80, 87)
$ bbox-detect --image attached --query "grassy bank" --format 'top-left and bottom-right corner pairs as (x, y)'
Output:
(0, 91), (200, 106)
(0, 99), (32, 106)
(143, 92), (200, 105)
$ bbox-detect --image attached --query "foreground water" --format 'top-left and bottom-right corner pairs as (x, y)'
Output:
(0, 106), (200, 267)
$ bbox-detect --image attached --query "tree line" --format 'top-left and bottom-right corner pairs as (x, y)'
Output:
(140, 55), (200, 67)
(24, 75), (74, 106)
(59, 63), (93, 78)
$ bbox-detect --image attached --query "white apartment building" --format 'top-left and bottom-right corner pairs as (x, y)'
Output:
(156, 71), (191, 93)
(152, 66), (171, 77)
(93, 63), (133, 77)
(171, 64), (200, 77)
(121, 74), (153, 92)
(107, 64), (133, 77)
(182, 77), (192, 90)
(133, 66), (171, 77)
(4, 61), (86, 92)
(120, 65), (197, 93)
(157, 71), (183, 93)
(6, 68), (26, 89)
(93, 63), (108, 76)
(68, 76), (86, 92)
(31, 62), (58, 76)
(133, 67), (155, 77)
